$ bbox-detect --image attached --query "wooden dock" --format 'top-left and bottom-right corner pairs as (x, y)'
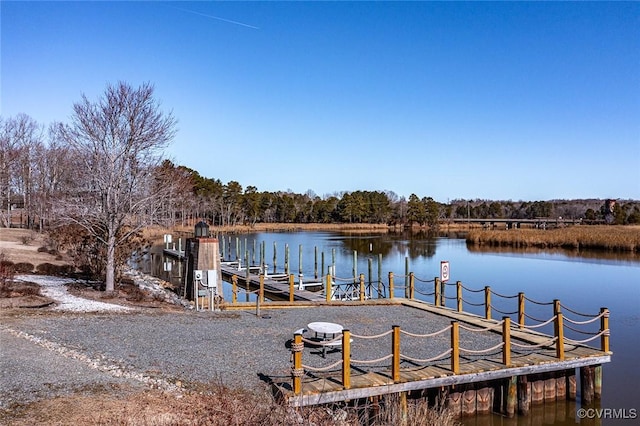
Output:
(277, 298), (611, 417)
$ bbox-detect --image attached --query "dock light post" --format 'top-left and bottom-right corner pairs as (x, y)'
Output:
(194, 220), (210, 238)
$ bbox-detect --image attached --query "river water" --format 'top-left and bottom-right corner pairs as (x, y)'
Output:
(146, 231), (639, 425)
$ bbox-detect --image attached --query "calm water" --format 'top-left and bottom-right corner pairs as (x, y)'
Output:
(146, 231), (639, 425)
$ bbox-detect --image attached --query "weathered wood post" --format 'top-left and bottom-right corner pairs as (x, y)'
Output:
(456, 281), (463, 312)
(342, 330), (351, 389)
(404, 257), (409, 298)
(408, 272), (415, 300)
(285, 244), (289, 275)
(289, 274), (295, 303)
(392, 325), (401, 382)
(353, 250), (358, 283)
(594, 365), (603, 399)
(434, 277), (441, 307)
(505, 376), (517, 417)
(555, 312), (565, 360)
(325, 273), (332, 302)
(377, 254), (383, 298)
(518, 375), (531, 415)
(232, 275), (238, 304)
(359, 274), (366, 302)
(600, 307), (610, 353)
(518, 292), (525, 329)
(314, 246), (318, 279)
(389, 272), (395, 300)
(484, 286), (492, 320)
(502, 316), (511, 366)
(259, 274), (265, 304)
(321, 251), (325, 281)
(451, 321), (460, 374)
(273, 242), (277, 274)
(368, 258), (373, 299)
(441, 277), (446, 307)
(298, 244), (303, 279)
(292, 332), (303, 395)
(581, 366), (595, 404)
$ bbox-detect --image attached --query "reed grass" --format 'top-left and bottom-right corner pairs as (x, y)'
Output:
(467, 225), (640, 252)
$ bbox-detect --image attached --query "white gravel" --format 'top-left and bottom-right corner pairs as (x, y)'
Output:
(15, 274), (134, 312)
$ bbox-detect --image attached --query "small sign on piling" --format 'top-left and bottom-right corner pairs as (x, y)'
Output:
(440, 260), (450, 283)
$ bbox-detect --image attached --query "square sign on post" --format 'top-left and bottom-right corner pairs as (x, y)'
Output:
(440, 261), (450, 283)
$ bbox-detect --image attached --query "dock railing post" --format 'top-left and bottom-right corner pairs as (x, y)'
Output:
(484, 286), (492, 320)
(389, 272), (395, 300)
(359, 274), (365, 302)
(456, 281), (462, 312)
(600, 307), (610, 353)
(409, 273), (415, 300)
(434, 277), (441, 307)
(392, 325), (400, 382)
(292, 332), (303, 395)
(451, 321), (460, 374)
(232, 275), (238, 304)
(555, 311), (565, 360)
(518, 293), (525, 329)
(259, 274), (265, 304)
(502, 316), (511, 366)
(325, 273), (332, 302)
(342, 330), (351, 389)
(289, 274), (295, 303)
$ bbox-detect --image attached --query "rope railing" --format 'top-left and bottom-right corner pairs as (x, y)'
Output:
(301, 360), (343, 372)
(564, 329), (610, 345)
(400, 326), (452, 338)
(489, 289), (519, 299)
(511, 337), (558, 349)
(523, 311), (552, 324)
(563, 323), (602, 335)
(523, 296), (555, 306)
(459, 342), (505, 355)
(520, 315), (557, 330)
(351, 354), (393, 365)
(413, 287), (435, 296)
(459, 321), (504, 333)
(351, 330), (394, 340)
(563, 311), (607, 325)
(400, 348), (452, 364)
(460, 297), (485, 307)
(413, 276), (436, 283)
(491, 306), (519, 316)
(560, 303), (601, 318)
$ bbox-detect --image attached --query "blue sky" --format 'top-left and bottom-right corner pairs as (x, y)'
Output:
(2, 1), (639, 202)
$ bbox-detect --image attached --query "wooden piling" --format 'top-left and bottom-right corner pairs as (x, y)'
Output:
(389, 272), (395, 299)
(447, 390), (463, 418)
(580, 366), (595, 404)
(476, 385), (493, 414)
(531, 377), (544, 405)
(594, 365), (602, 399)
(505, 376), (517, 417)
(231, 275), (238, 304)
(451, 321), (460, 374)
(484, 286), (491, 320)
(544, 374), (556, 402)
(568, 370), (577, 400)
(292, 332), (303, 395)
(518, 375), (531, 415)
(462, 389), (476, 416)
(518, 292), (525, 329)
(556, 371), (567, 400)
(289, 274), (295, 303)
(434, 278), (441, 307)
(456, 281), (462, 312)
(408, 272), (415, 300)
(325, 273), (332, 302)
(359, 274), (365, 302)
(502, 316), (511, 366)
(601, 308), (610, 353)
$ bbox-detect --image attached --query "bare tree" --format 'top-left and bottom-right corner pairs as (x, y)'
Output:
(60, 82), (176, 293)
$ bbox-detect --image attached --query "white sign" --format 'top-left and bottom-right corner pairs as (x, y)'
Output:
(440, 261), (450, 282)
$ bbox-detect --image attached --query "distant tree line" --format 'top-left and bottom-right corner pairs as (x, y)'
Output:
(1, 112), (640, 231)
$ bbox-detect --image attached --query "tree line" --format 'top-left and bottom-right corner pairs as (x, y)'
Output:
(2, 82), (639, 291)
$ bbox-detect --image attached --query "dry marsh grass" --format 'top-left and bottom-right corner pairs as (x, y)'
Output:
(467, 225), (640, 252)
(1, 385), (459, 426)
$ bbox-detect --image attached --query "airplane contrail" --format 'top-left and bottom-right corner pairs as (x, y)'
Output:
(172, 6), (260, 30)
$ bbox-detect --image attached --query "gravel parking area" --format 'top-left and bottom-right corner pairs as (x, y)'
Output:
(1, 302), (504, 410)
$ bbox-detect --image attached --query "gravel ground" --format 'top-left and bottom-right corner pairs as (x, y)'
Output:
(1, 276), (504, 411)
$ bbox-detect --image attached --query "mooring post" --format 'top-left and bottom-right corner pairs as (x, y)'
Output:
(292, 332), (303, 395)
(451, 321), (460, 374)
(321, 251), (325, 281)
(456, 281), (463, 312)
(368, 258), (373, 299)
(502, 316), (511, 366)
(434, 277), (441, 307)
(342, 330), (351, 389)
(441, 278), (446, 306)
(389, 272), (395, 299)
(285, 244), (289, 275)
(353, 250), (358, 283)
(568, 369), (577, 400)
(408, 273), (415, 300)
(273, 242), (277, 274)
(378, 254), (383, 298)
(289, 274), (295, 303)
(484, 286), (492, 320)
(392, 325), (401, 382)
(231, 275), (238, 304)
(404, 257), (409, 298)
(314, 246), (318, 279)
(518, 292), (525, 329)
(359, 274), (365, 302)
(600, 307), (610, 353)
(325, 273), (332, 302)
